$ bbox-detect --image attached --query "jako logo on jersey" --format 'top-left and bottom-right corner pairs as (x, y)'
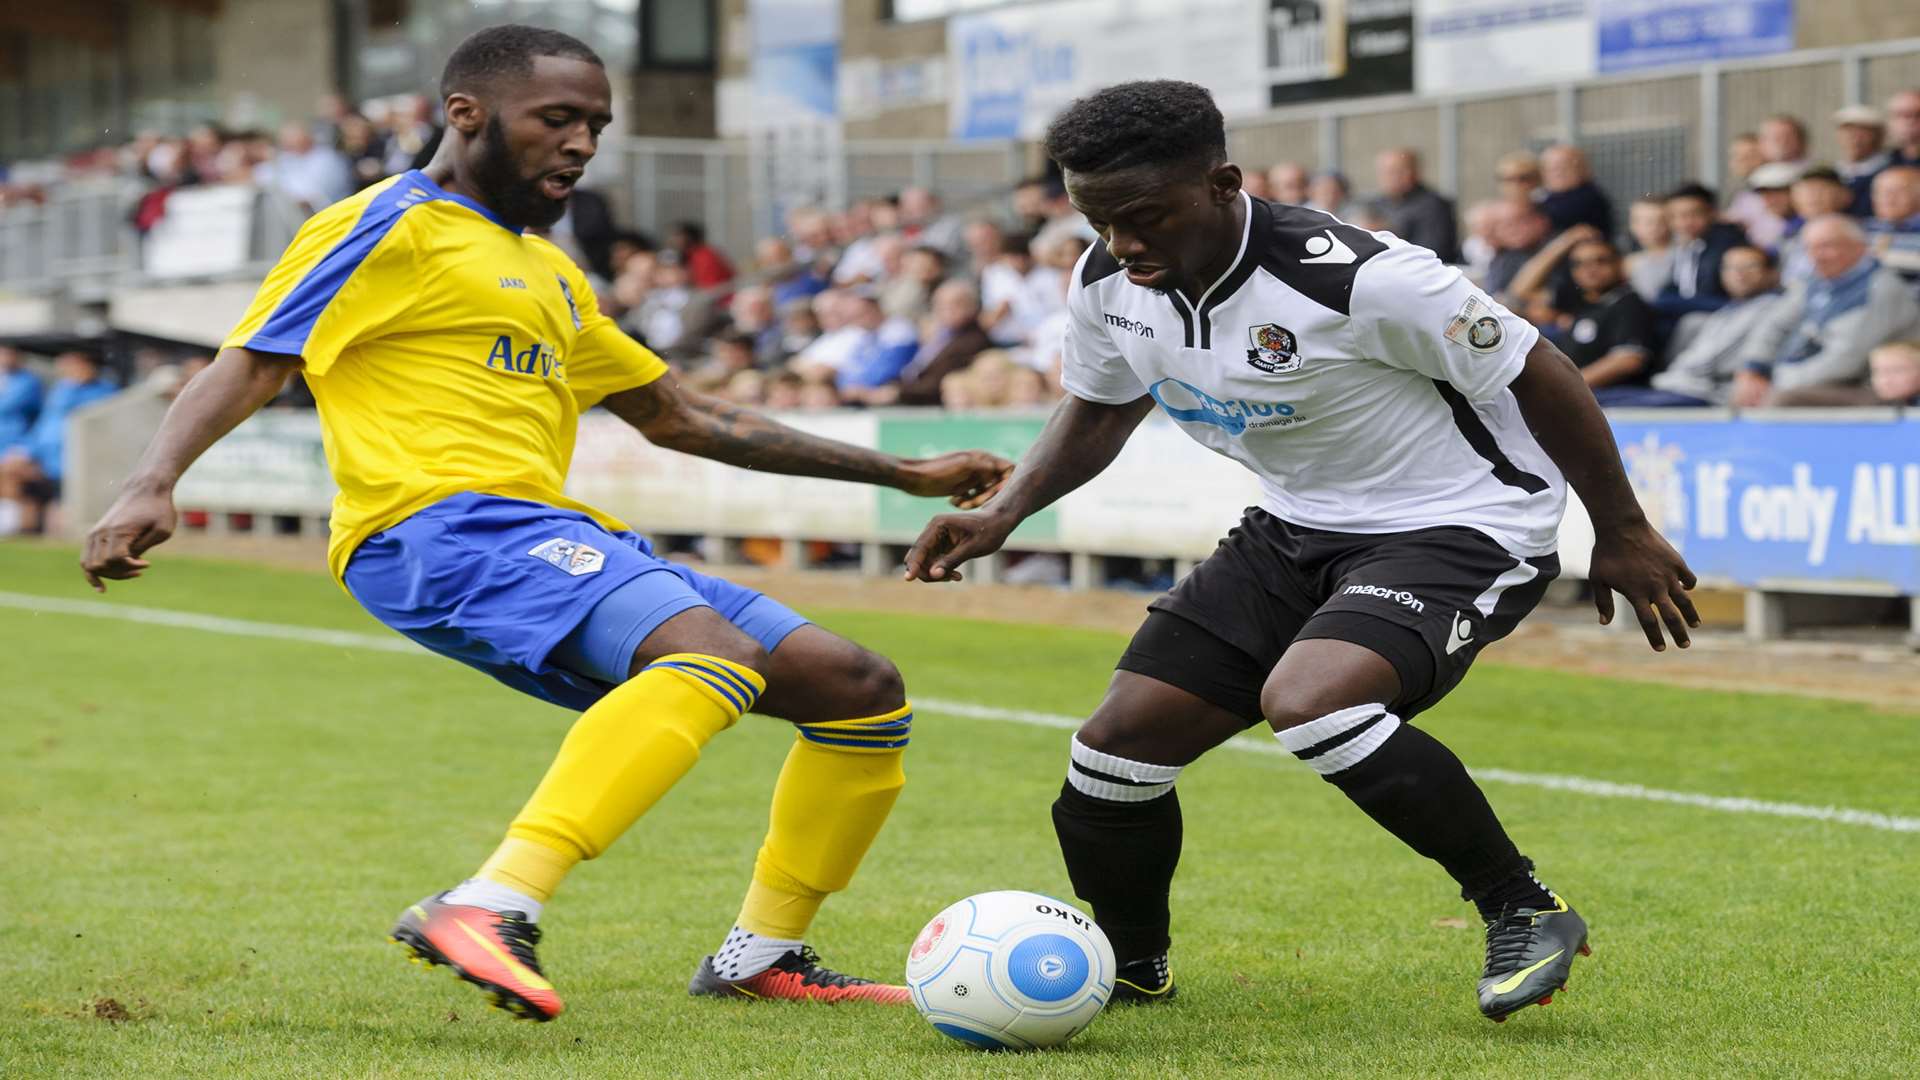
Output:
(1246, 323), (1300, 374)
(499, 277), (527, 289)
(1343, 584), (1425, 613)
(1147, 377), (1298, 436)
(486, 336), (565, 379)
(1103, 312), (1155, 338)
(556, 274), (583, 330)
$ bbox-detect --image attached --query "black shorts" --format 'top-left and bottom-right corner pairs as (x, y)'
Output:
(1117, 508), (1558, 722)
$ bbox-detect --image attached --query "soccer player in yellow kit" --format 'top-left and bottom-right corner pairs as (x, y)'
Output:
(79, 25), (1010, 1022)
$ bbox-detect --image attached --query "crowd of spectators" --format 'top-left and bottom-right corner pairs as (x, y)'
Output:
(5, 85), (1920, 538)
(1431, 92), (1920, 408)
(590, 179), (1099, 414)
(583, 89), (1920, 416)
(0, 91), (444, 222)
(0, 345), (119, 536)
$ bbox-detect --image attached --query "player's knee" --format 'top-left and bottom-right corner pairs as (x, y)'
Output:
(1074, 707), (1172, 765)
(840, 647), (905, 717)
(632, 637), (770, 682)
(1261, 682), (1360, 733)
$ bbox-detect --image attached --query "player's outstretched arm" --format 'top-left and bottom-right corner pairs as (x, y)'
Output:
(1508, 336), (1700, 651)
(603, 375), (1013, 506)
(905, 392), (1154, 583)
(80, 347), (299, 591)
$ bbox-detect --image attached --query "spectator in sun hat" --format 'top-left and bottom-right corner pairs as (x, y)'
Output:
(1833, 104), (1891, 215)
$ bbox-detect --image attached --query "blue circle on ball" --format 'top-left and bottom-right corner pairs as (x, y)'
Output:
(1007, 933), (1090, 1002)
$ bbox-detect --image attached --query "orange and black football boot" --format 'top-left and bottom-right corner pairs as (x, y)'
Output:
(687, 945), (910, 1004)
(390, 893), (563, 1021)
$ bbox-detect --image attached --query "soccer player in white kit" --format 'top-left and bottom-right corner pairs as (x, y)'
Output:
(906, 81), (1699, 1022)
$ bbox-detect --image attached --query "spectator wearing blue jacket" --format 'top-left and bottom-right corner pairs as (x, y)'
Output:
(1654, 184), (1749, 320)
(0, 349), (117, 535)
(0, 346), (42, 451)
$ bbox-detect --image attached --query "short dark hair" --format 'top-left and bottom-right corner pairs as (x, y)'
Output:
(1665, 181), (1718, 206)
(1044, 80), (1226, 174)
(1796, 165), (1844, 185)
(439, 24), (603, 101)
(1728, 244), (1777, 269)
(675, 221), (707, 245)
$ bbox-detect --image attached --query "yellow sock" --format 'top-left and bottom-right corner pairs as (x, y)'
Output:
(737, 703), (911, 939)
(476, 653), (765, 903)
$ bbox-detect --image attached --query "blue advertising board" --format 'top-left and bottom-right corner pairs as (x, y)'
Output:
(1610, 414), (1920, 593)
(749, 0), (840, 122)
(1598, 0), (1793, 74)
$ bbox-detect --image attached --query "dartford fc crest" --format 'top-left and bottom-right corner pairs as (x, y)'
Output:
(528, 536), (605, 576)
(1246, 323), (1300, 374)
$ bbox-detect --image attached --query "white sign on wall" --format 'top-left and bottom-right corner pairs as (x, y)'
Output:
(1414, 0), (1596, 95)
(142, 185), (257, 280)
(948, 0), (1268, 141)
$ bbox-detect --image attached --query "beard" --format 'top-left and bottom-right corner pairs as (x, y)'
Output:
(470, 114), (569, 229)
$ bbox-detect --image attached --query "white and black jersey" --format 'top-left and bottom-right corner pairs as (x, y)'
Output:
(1063, 193), (1565, 557)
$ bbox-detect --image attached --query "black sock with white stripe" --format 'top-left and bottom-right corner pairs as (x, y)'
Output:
(1277, 705), (1552, 916)
(1051, 737), (1184, 966)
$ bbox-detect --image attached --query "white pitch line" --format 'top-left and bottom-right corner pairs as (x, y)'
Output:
(5, 589), (1917, 835)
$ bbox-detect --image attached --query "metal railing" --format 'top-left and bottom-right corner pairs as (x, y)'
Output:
(0, 179), (145, 302)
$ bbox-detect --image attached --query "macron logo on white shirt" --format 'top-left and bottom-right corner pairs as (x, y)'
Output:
(1300, 230), (1357, 265)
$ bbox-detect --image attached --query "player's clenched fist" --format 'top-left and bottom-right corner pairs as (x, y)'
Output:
(80, 483), (176, 592)
(903, 509), (1015, 583)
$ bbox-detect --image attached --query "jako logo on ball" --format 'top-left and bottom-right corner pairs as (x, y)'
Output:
(904, 890), (1116, 1051)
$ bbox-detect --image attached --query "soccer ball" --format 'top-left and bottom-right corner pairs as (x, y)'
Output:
(904, 890), (1115, 1051)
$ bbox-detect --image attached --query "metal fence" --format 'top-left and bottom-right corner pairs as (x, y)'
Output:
(5, 38), (1919, 310)
(0, 179), (144, 303)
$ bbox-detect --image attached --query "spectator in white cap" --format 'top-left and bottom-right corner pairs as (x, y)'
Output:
(1734, 161), (1801, 254)
(1832, 104), (1891, 214)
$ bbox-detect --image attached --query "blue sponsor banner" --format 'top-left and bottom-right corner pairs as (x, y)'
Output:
(948, 11), (1079, 141)
(1598, 0), (1793, 74)
(750, 0), (840, 121)
(1610, 414), (1920, 593)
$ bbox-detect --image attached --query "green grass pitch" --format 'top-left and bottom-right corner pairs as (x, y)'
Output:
(3, 542), (1917, 1078)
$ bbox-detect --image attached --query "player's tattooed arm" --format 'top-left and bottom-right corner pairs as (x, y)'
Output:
(604, 375), (1012, 507)
(81, 347), (300, 591)
(1508, 335), (1700, 651)
(905, 393), (1154, 582)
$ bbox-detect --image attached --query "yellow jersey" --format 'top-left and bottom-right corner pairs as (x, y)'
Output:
(222, 171), (666, 582)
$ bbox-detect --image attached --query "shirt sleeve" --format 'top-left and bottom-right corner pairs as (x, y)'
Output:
(1607, 295), (1655, 356)
(561, 264), (668, 409)
(221, 194), (418, 376)
(1349, 240), (1538, 403)
(1058, 252), (1148, 404)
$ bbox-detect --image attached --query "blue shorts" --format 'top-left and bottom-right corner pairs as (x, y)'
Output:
(343, 492), (808, 711)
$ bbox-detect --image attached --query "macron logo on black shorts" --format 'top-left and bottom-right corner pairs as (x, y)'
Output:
(1342, 584), (1424, 613)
